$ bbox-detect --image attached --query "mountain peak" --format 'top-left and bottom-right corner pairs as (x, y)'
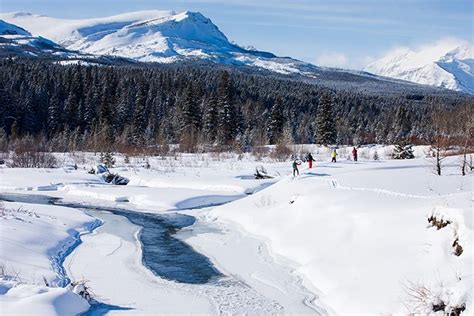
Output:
(365, 39), (474, 94)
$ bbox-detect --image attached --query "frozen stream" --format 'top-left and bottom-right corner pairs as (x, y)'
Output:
(0, 193), (326, 315)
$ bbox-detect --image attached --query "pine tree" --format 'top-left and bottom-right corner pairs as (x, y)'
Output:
(180, 85), (201, 132)
(268, 98), (285, 145)
(217, 71), (236, 146)
(392, 141), (415, 159)
(47, 94), (62, 135)
(63, 91), (78, 129)
(82, 89), (96, 132)
(100, 151), (115, 168)
(131, 87), (147, 146)
(0, 128), (8, 152)
(315, 92), (336, 145)
(203, 92), (219, 143)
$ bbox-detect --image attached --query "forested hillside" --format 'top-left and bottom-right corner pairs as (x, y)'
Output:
(0, 59), (471, 152)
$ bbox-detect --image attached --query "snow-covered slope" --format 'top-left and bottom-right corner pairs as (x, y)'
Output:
(0, 11), (321, 75)
(0, 19), (30, 36)
(365, 39), (474, 94)
(0, 19), (136, 65)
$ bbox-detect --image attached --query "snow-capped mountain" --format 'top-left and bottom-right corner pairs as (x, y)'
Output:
(0, 10), (311, 74)
(0, 18), (137, 64)
(365, 39), (474, 94)
(0, 18), (75, 58)
(0, 11), (470, 95)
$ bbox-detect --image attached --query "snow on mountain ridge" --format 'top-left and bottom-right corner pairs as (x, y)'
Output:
(0, 19), (31, 36)
(0, 10), (301, 73)
(365, 39), (473, 93)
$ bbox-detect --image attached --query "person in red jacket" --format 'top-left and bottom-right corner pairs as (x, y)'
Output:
(352, 147), (358, 162)
(306, 153), (315, 169)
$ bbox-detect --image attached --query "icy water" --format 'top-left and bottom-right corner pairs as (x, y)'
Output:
(59, 203), (223, 284)
(0, 193), (222, 284)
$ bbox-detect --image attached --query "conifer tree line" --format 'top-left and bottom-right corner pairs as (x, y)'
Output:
(0, 59), (471, 153)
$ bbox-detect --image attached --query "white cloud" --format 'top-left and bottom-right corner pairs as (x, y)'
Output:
(316, 52), (348, 67)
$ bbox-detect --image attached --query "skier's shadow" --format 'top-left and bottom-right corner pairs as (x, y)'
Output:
(299, 172), (330, 179)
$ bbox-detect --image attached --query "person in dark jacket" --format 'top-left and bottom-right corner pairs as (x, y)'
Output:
(292, 160), (301, 177)
(306, 153), (315, 169)
(352, 147), (358, 162)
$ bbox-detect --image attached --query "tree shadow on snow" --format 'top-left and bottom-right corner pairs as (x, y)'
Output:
(84, 303), (134, 316)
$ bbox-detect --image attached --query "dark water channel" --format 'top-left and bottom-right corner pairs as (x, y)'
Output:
(0, 193), (222, 284)
(66, 203), (223, 284)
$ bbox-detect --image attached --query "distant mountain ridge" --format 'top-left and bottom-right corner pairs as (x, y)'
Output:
(0, 10), (307, 74)
(365, 40), (474, 94)
(0, 11), (472, 94)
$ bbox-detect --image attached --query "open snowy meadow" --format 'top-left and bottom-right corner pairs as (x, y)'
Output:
(0, 146), (472, 315)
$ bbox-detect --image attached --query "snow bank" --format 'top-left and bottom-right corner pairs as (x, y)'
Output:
(0, 282), (89, 316)
(210, 156), (473, 314)
(0, 201), (99, 316)
(0, 201), (100, 285)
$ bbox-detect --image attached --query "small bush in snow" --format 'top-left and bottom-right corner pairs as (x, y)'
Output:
(69, 280), (94, 302)
(392, 142), (415, 159)
(427, 215), (451, 230)
(452, 238), (463, 256)
(99, 152), (115, 168)
(403, 280), (467, 315)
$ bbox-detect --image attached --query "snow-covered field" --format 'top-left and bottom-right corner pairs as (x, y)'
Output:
(0, 146), (472, 315)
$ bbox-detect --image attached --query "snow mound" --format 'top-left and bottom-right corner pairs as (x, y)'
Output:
(0, 282), (89, 316)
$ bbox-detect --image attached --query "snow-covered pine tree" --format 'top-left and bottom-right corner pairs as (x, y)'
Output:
(131, 87), (147, 146)
(179, 85), (202, 152)
(100, 151), (115, 168)
(392, 141), (415, 159)
(315, 92), (336, 145)
(47, 94), (62, 136)
(179, 85), (201, 132)
(82, 89), (97, 132)
(203, 92), (219, 144)
(217, 71), (237, 146)
(268, 97), (285, 145)
(63, 91), (78, 130)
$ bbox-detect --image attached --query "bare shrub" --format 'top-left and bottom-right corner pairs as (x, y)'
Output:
(452, 238), (463, 256)
(10, 136), (58, 168)
(271, 143), (292, 161)
(11, 151), (57, 168)
(252, 146), (270, 161)
(403, 281), (467, 315)
(427, 215), (451, 230)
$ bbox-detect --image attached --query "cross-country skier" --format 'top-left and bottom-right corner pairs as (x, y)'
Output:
(331, 149), (338, 163)
(292, 159), (301, 177)
(306, 153), (315, 169)
(352, 147), (358, 162)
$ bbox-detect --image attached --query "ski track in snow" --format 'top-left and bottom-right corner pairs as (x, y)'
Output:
(328, 178), (458, 199)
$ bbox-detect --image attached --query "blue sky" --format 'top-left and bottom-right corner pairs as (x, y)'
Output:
(1, 0), (472, 68)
